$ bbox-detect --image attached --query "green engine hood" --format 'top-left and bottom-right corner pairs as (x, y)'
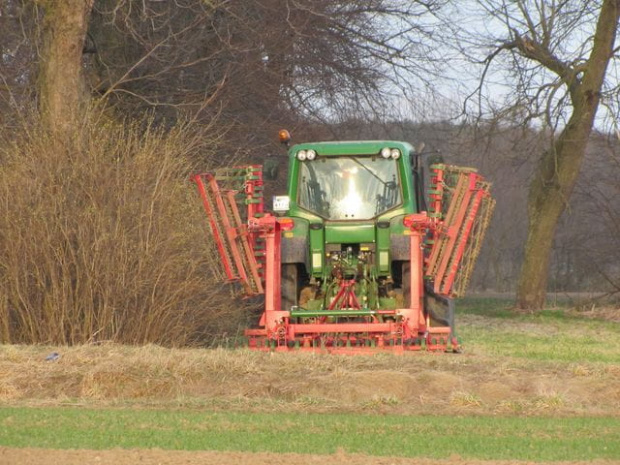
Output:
(324, 221), (375, 244)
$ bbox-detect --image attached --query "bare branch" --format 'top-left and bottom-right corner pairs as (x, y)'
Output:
(506, 29), (579, 89)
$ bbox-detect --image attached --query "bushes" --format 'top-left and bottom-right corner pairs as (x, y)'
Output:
(0, 111), (248, 345)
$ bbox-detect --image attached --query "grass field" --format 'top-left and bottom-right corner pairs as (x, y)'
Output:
(0, 297), (619, 463)
(1, 407), (619, 461)
(458, 297), (620, 363)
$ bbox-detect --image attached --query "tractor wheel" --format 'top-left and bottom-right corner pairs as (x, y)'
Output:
(401, 261), (411, 308)
(424, 286), (453, 329)
(402, 261), (451, 325)
(281, 263), (300, 311)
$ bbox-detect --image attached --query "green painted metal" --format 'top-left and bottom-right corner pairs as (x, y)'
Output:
(282, 140), (419, 280)
(290, 310), (389, 318)
(324, 222), (375, 244)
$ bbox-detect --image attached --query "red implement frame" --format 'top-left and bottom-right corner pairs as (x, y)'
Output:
(192, 172), (264, 295)
(328, 280), (362, 311)
(192, 163), (493, 353)
(245, 211), (453, 353)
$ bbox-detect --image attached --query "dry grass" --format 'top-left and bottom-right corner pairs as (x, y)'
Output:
(572, 306), (620, 323)
(449, 391), (483, 408)
(0, 344), (618, 417)
(2, 447), (616, 465)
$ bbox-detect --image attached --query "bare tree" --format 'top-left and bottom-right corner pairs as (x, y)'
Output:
(0, 1), (40, 125)
(3, 0), (447, 143)
(86, 0), (445, 146)
(571, 134), (620, 299)
(459, 0), (620, 309)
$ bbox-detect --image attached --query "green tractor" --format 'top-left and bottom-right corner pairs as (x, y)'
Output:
(193, 132), (494, 352)
(275, 139), (424, 313)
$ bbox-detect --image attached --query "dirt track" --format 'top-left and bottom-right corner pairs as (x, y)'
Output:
(2, 448), (617, 465)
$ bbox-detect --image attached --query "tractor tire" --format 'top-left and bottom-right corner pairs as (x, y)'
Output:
(402, 261), (453, 329)
(424, 289), (452, 328)
(281, 263), (300, 311)
(402, 261), (411, 308)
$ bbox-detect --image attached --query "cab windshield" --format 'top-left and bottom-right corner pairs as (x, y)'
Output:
(298, 156), (402, 220)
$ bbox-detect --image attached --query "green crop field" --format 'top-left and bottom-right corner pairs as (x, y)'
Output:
(0, 407), (619, 461)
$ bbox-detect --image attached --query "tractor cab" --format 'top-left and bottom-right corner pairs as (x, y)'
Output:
(295, 149), (403, 220)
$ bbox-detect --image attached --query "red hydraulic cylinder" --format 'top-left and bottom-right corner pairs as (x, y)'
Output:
(249, 215), (289, 337)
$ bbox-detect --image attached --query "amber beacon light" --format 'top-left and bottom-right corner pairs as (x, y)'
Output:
(278, 129), (291, 145)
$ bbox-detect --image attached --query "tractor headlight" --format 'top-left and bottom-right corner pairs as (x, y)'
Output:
(297, 150), (307, 161)
(391, 148), (401, 159)
(380, 147), (391, 159)
(306, 149), (317, 160)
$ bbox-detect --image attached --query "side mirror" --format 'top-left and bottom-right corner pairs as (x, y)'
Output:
(263, 157), (279, 181)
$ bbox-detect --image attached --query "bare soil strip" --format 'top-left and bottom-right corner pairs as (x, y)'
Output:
(1, 447), (617, 465)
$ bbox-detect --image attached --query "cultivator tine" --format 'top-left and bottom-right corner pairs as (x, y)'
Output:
(439, 183), (484, 295)
(192, 174), (237, 282)
(425, 165), (494, 297)
(215, 166), (267, 281)
(192, 170), (264, 296)
(452, 182), (495, 296)
(428, 172), (474, 289)
(224, 190), (264, 295)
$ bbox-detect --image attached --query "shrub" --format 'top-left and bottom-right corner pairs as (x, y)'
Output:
(0, 110), (249, 345)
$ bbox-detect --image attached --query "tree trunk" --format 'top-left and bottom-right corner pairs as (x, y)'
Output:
(37, 0), (94, 135)
(517, 129), (593, 309)
(516, 0), (620, 310)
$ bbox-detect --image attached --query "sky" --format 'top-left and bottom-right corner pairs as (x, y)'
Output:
(390, 0), (620, 133)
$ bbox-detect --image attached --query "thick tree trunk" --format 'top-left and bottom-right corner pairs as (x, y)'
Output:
(516, 0), (620, 310)
(37, 0), (94, 135)
(517, 126), (593, 309)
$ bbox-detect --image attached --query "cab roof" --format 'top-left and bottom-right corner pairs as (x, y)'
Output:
(290, 140), (414, 156)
